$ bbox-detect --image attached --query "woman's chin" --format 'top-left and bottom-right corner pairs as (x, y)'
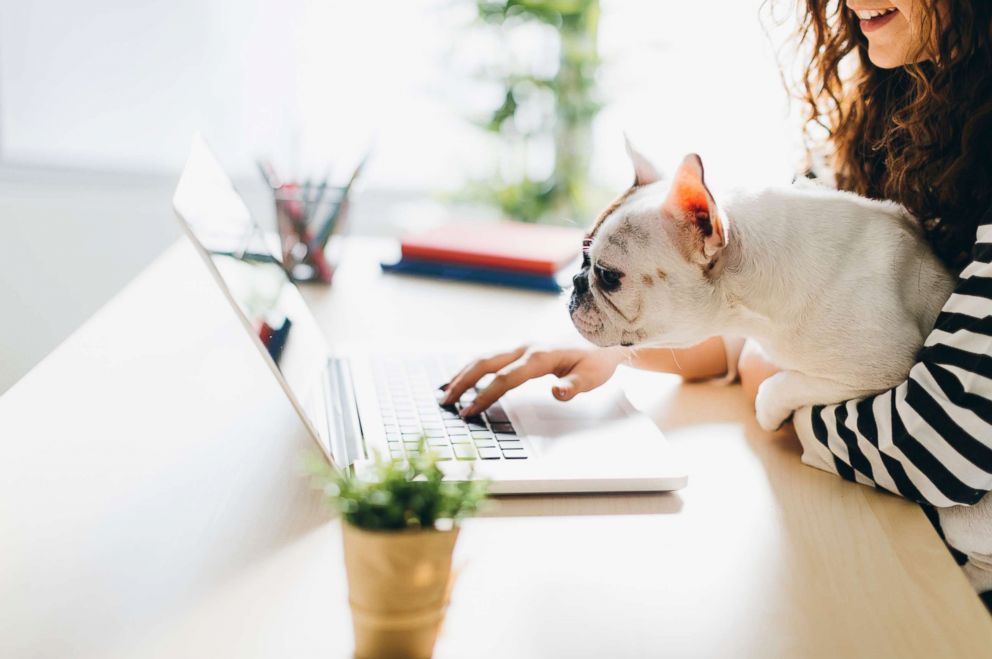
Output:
(866, 46), (905, 69)
(866, 40), (926, 69)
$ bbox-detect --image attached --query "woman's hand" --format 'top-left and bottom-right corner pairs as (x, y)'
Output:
(737, 339), (782, 405)
(442, 345), (631, 417)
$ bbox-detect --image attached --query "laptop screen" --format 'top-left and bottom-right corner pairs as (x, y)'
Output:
(172, 136), (334, 458)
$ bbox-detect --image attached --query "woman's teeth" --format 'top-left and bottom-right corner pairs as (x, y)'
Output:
(855, 7), (897, 20)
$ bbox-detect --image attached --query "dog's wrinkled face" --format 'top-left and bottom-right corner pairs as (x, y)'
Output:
(569, 142), (731, 348)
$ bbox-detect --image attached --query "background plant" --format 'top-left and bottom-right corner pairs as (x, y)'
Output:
(469, 0), (602, 223)
(310, 444), (490, 531)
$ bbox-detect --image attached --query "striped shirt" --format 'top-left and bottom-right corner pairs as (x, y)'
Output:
(791, 206), (992, 600)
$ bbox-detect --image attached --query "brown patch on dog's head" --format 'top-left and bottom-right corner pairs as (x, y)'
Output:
(641, 273), (654, 287)
(588, 186), (637, 239)
(607, 218), (651, 255)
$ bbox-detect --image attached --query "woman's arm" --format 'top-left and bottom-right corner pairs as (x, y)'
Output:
(628, 336), (735, 382)
(446, 338), (739, 417)
(737, 340), (782, 402)
(789, 214), (992, 508)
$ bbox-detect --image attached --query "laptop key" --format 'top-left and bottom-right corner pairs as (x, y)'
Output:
(495, 434), (519, 444)
(454, 445), (477, 460)
(473, 439), (496, 449)
(490, 422), (515, 434)
(502, 448), (527, 459)
(478, 447), (501, 460)
(449, 435), (471, 445)
(424, 428), (447, 438)
(486, 404), (509, 423)
(431, 448), (454, 461)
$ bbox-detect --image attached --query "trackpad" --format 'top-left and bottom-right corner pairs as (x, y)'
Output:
(503, 375), (637, 437)
(501, 375), (673, 471)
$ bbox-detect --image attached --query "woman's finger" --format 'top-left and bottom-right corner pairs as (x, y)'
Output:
(552, 372), (588, 401)
(460, 350), (558, 416)
(441, 345), (528, 405)
(551, 356), (610, 400)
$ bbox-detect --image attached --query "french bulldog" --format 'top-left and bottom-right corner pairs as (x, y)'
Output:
(569, 139), (955, 431)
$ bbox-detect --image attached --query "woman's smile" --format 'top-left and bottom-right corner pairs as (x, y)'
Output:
(853, 6), (901, 32)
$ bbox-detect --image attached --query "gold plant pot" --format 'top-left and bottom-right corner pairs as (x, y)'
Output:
(342, 522), (459, 659)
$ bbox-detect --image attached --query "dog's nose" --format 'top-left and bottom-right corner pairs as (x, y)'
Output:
(572, 271), (589, 295)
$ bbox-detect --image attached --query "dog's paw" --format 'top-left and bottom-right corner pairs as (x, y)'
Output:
(754, 381), (794, 432)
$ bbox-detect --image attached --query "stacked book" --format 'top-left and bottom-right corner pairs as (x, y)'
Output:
(382, 221), (585, 292)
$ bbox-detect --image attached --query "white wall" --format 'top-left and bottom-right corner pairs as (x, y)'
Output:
(0, 0), (799, 187)
(0, 0), (482, 185)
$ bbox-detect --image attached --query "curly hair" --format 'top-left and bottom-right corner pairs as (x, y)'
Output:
(793, 0), (992, 270)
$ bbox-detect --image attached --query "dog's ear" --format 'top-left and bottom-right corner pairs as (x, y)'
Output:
(624, 134), (661, 187)
(662, 153), (729, 260)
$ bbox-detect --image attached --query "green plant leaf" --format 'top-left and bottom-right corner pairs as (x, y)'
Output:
(310, 438), (491, 531)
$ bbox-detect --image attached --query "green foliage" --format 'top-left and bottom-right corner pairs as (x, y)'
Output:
(461, 176), (558, 224)
(468, 0), (602, 224)
(476, 0), (599, 28)
(309, 441), (490, 531)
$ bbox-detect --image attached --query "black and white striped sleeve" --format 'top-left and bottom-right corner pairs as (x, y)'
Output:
(792, 213), (992, 508)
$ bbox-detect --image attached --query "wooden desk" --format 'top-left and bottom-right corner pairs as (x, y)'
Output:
(2, 238), (990, 658)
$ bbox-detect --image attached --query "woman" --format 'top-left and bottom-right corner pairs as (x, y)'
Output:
(443, 0), (992, 603)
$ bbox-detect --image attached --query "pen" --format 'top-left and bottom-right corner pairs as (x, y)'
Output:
(315, 154), (367, 248)
(256, 159), (280, 190)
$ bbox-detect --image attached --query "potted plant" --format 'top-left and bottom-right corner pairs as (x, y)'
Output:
(312, 444), (489, 659)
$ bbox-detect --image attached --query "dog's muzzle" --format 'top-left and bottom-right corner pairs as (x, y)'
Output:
(572, 270), (589, 295)
(568, 268), (590, 315)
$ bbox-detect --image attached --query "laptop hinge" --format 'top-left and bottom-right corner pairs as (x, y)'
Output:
(325, 357), (366, 467)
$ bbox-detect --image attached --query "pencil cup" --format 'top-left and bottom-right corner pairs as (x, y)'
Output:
(273, 183), (351, 285)
(342, 523), (459, 659)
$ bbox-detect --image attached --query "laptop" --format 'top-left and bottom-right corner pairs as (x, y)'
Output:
(172, 136), (687, 494)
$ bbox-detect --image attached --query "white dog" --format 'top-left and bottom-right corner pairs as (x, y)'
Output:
(569, 141), (955, 431)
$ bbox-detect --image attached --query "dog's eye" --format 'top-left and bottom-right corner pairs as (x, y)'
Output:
(594, 265), (623, 292)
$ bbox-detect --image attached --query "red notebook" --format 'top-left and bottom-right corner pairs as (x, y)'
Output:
(400, 222), (584, 275)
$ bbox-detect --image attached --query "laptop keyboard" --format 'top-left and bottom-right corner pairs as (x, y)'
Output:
(372, 355), (527, 461)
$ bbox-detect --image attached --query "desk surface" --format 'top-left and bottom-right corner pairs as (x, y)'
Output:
(2, 238), (990, 659)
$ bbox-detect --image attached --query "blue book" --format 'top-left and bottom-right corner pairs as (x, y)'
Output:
(381, 257), (569, 293)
